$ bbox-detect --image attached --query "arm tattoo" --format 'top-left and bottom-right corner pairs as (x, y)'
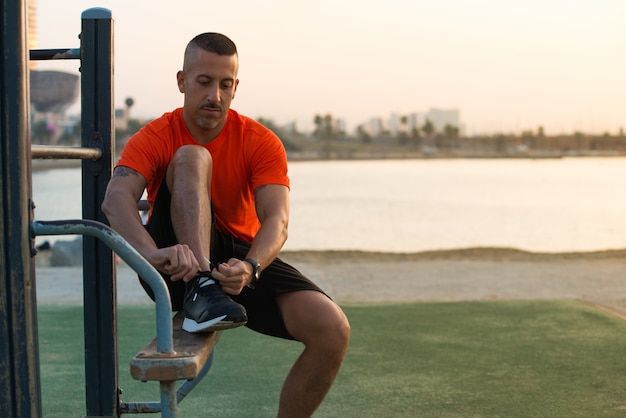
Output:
(113, 166), (140, 178)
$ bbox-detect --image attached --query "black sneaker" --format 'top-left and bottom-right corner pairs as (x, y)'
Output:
(182, 271), (248, 333)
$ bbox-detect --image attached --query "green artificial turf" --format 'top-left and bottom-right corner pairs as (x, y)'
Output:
(38, 300), (626, 417)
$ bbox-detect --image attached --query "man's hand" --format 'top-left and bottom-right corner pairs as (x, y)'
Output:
(212, 258), (253, 295)
(146, 244), (200, 282)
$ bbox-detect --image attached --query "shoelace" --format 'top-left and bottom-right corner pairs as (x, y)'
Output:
(194, 275), (232, 302)
(196, 270), (213, 286)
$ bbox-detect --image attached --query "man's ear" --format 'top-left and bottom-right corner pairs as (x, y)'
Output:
(233, 78), (239, 99)
(176, 71), (185, 93)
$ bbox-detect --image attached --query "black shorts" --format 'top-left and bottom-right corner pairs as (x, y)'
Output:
(140, 181), (328, 340)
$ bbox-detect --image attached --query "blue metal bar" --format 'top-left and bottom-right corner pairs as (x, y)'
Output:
(79, 8), (119, 416)
(175, 350), (216, 401)
(160, 381), (178, 418)
(31, 220), (174, 353)
(0, 0), (42, 416)
(33, 218), (181, 417)
(29, 48), (80, 61)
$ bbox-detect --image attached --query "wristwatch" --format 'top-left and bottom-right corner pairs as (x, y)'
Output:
(244, 258), (261, 282)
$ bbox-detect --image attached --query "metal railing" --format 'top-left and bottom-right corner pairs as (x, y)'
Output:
(31, 144), (102, 160)
(2, 5), (204, 418)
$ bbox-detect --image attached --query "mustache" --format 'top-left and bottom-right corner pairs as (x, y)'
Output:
(201, 103), (223, 112)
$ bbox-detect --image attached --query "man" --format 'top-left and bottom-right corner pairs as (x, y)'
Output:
(101, 33), (350, 416)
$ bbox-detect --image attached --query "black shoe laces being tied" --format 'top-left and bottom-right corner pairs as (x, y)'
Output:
(198, 258), (215, 282)
(196, 270), (213, 285)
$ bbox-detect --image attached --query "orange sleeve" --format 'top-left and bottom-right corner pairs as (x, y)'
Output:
(116, 112), (175, 209)
(246, 122), (290, 192)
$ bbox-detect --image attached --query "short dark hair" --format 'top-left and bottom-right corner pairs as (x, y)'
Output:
(183, 33), (238, 71)
(186, 32), (237, 57)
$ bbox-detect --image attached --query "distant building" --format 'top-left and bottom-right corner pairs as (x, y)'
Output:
(28, 0), (37, 70)
(30, 70), (79, 114)
(365, 117), (384, 137)
(388, 113), (402, 137)
(28, 0), (82, 144)
(407, 113), (425, 134)
(362, 108), (464, 139)
(334, 118), (347, 136)
(29, 70), (80, 144)
(115, 108), (129, 130)
(425, 108), (463, 136)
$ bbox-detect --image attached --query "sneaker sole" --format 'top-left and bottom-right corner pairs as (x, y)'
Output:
(182, 315), (248, 333)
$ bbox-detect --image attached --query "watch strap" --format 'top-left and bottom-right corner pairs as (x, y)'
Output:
(244, 258), (261, 281)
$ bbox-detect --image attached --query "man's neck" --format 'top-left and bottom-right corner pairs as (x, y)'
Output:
(182, 109), (227, 145)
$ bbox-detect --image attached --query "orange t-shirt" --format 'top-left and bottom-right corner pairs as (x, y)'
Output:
(117, 108), (290, 242)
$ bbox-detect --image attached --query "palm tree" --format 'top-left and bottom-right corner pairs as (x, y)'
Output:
(357, 124), (371, 144)
(400, 115), (408, 131)
(443, 124), (459, 139)
(324, 114), (333, 139)
(422, 119), (435, 139)
(313, 114), (323, 138)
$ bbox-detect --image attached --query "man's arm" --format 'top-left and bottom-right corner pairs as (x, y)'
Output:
(248, 183), (290, 267)
(214, 184), (289, 294)
(102, 166), (200, 282)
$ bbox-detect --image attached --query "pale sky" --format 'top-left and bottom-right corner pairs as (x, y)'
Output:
(35, 0), (625, 135)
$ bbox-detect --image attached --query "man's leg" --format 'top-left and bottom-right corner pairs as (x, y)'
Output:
(166, 145), (213, 271)
(276, 290), (350, 418)
(166, 145), (247, 331)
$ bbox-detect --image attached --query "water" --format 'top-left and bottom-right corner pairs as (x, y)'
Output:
(32, 158), (626, 253)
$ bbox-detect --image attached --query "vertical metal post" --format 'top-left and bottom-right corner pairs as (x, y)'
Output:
(0, 0), (42, 417)
(80, 8), (118, 417)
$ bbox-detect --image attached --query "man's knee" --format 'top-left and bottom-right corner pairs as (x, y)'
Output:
(325, 305), (350, 352)
(167, 145), (212, 186)
(280, 291), (350, 351)
(172, 144), (212, 167)
(312, 303), (350, 366)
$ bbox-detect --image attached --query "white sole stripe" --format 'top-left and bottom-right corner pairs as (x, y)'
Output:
(182, 314), (228, 333)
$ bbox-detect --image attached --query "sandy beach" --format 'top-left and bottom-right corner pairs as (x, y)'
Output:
(34, 247), (626, 318)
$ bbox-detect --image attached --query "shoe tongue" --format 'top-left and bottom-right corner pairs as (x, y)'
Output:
(198, 276), (216, 288)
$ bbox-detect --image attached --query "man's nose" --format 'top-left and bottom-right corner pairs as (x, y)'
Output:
(206, 84), (220, 103)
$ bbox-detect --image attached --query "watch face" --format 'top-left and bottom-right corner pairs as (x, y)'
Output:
(245, 258), (260, 280)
